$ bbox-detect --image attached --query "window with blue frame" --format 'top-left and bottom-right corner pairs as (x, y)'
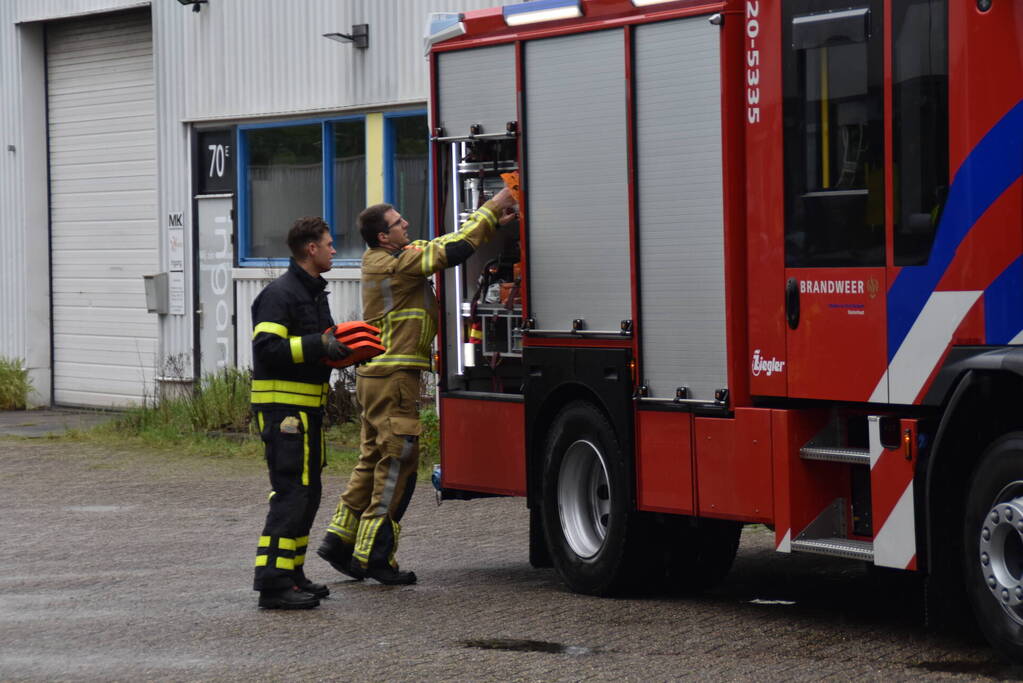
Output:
(385, 112), (430, 242)
(332, 120), (367, 259)
(239, 117), (366, 265)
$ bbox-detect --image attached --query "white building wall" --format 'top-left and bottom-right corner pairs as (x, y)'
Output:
(0, 2), (25, 365)
(234, 270), (363, 371)
(152, 2), (193, 383)
(0, 0), (507, 405)
(182, 0), (500, 122)
(16, 0), (149, 23)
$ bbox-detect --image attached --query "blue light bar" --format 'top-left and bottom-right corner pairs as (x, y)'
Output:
(503, 0), (582, 27)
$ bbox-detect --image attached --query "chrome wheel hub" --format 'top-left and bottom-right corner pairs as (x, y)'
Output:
(557, 439), (611, 559)
(980, 493), (1023, 615)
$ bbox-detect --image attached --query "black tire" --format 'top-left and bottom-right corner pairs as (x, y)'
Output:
(541, 401), (639, 595)
(662, 516), (742, 593)
(528, 504), (553, 568)
(963, 432), (1023, 662)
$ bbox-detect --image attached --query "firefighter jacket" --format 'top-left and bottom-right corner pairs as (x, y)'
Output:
(250, 259), (335, 410)
(358, 202), (501, 377)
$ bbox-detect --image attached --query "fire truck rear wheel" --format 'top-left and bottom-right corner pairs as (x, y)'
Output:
(541, 401), (636, 596)
(963, 431), (1023, 662)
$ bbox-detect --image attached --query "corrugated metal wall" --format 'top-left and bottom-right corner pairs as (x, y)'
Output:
(183, 0), (506, 121)
(234, 273), (363, 370)
(151, 1), (192, 382)
(0, 2), (25, 364)
(1, 0), (508, 404)
(16, 0), (148, 23)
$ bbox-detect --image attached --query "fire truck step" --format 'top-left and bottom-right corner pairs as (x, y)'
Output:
(790, 537), (874, 562)
(799, 446), (871, 466)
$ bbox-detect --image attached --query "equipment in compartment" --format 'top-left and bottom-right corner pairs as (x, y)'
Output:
(440, 135), (523, 393)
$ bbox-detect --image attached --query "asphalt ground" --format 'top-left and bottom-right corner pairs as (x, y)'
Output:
(2, 429), (1022, 681)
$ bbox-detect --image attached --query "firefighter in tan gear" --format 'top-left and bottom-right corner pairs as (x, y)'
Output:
(317, 188), (518, 584)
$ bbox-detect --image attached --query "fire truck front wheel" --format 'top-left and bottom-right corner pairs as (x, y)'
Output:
(541, 401), (638, 596)
(964, 431), (1023, 662)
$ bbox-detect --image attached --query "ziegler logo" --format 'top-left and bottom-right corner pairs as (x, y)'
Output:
(752, 349), (786, 377)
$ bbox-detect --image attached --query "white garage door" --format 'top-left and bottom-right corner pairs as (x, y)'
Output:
(46, 10), (157, 407)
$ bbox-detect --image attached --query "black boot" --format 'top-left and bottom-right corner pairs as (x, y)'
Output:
(364, 562), (417, 586)
(257, 586), (320, 610)
(294, 568), (329, 598)
(317, 533), (363, 581)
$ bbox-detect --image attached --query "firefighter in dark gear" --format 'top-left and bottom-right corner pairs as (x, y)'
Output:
(251, 216), (349, 610)
(318, 188), (519, 584)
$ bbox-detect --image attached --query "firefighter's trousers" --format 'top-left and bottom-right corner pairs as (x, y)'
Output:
(253, 407), (325, 591)
(330, 369), (420, 570)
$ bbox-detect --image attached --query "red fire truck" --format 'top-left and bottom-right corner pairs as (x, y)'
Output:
(425, 0), (1023, 660)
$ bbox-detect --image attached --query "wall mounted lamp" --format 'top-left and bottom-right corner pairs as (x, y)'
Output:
(176, 0), (207, 12)
(324, 24), (369, 49)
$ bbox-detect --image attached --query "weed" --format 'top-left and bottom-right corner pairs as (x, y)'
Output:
(63, 367), (439, 481)
(0, 356), (32, 410)
(88, 367), (256, 457)
(419, 408), (439, 475)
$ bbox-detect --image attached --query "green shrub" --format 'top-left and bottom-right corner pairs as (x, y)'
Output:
(419, 408), (439, 474)
(188, 367), (253, 432)
(108, 367), (254, 449)
(0, 356), (32, 410)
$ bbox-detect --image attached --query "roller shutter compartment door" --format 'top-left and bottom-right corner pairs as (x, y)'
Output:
(437, 45), (517, 139)
(46, 10), (157, 407)
(635, 17), (726, 401)
(524, 29), (631, 333)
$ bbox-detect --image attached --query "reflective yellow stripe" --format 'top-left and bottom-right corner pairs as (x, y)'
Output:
(353, 517), (383, 564)
(252, 379), (325, 396)
(366, 356), (432, 368)
(300, 411), (310, 486)
(275, 557), (295, 570)
(389, 310), (427, 320)
(389, 521), (401, 567)
(476, 206), (497, 226)
(255, 555), (268, 567)
(296, 536), (309, 547)
(278, 537), (297, 551)
(268, 490), (275, 501)
(251, 391), (324, 408)
(376, 308), (428, 352)
(419, 207), (496, 275)
(294, 554), (306, 566)
(250, 380), (330, 408)
(258, 536), (271, 548)
(253, 322), (288, 339)
(257, 412), (264, 432)
(328, 505), (359, 543)
(290, 336), (304, 364)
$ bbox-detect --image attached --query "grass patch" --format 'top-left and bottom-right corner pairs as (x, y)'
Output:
(321, 408), (439, 479)
(64, 367), (440, 480)
(76, 368), (260, 459)
(0, 356), (32, 410)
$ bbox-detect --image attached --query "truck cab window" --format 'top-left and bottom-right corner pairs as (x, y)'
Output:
(784, 3), (884, 268)
(893, 0), (948, 266)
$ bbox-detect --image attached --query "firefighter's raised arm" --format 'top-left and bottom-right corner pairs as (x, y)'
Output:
(400, 187), (518, 275)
